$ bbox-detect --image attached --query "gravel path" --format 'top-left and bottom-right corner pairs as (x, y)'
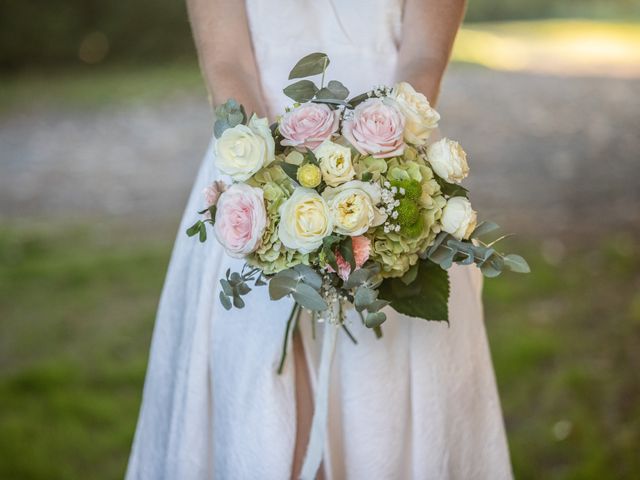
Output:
(1, 68), (639, 237)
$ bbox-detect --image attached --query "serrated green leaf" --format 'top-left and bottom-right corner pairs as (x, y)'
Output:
(288, 52), (330, 79)
(283, 80), (319, 103)
(400, 263), (419, 285)
(379, 259), (449, 321)
(503, 254), (530, 273)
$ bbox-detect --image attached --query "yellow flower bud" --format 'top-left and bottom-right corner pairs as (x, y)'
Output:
(297, 163), (322, 188)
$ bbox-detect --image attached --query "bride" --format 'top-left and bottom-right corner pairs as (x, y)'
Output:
(126, 0), (513, 478)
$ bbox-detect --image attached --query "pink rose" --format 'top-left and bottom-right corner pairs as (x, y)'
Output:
(202, 180), (227, 219)
(279, 103), (339, 150)
(342, 98), (405, 158)
(330, 235), (371, 280)
(214, 183), (267, 258)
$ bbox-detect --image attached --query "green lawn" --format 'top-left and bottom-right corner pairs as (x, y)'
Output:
(0, 223), (638, 479)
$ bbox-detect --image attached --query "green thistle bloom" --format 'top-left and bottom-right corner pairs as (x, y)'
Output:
(396, 198), (419, 227)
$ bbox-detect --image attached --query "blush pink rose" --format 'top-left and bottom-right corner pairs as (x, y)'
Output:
(330, 235), (371, 280)
(214, 183), (267, 258)
(279, 103), (339, 150)
(202, 180), (227, 219)
(342, 98), (405, 158)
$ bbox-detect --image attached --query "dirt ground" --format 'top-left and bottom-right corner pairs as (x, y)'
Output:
(1, 67), (639, 237)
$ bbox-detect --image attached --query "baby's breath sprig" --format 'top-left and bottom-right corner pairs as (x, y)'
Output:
(381, 181), (401, 234)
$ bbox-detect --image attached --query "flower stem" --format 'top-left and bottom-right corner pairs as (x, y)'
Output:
(341, 324), (358, 345)
(277, 303), (300, 375)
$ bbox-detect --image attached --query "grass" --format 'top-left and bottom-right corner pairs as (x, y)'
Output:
(0, 223), (638, 479)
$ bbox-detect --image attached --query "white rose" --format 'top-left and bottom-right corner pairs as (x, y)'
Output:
(441, 197), (477, 240)
(278, 188), (333, 253)
(314, 140), (355, 187)
(426, 138), (469, 184)
(322, 180), (387, 236)
(214, 114), (275, 181)
(390, 81), (440, 145)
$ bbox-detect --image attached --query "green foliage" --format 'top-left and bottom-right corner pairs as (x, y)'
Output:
(268, 265), (327, 311)
(213, 99), (247, 138)
(391, 179), (422, 201)
(287, 52), (330, 79)
(379, 259), (450, 322)
(283, 80), (319, 103)
(218, 265), (265, 311)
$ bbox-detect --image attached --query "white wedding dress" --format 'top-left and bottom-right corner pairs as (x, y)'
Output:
(126, 0), (513, 478)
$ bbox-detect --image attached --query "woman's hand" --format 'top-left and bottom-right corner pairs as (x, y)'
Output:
(186, 0), (267, 116)
(396, 0), (466, 106)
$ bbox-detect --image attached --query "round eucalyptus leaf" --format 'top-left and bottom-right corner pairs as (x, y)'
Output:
(219, 291), (232, 311)
(233, 295), (245, 309)
(365, 311), (387, 328)
(503, 254), (530, 273)
(292, 283), (328, 311)
(354, 286), (377, 311)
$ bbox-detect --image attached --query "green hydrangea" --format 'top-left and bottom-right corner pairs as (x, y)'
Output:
(354, 155), (388, 181)
(369, 153), (446, 278)
(245, 164), (311, 274)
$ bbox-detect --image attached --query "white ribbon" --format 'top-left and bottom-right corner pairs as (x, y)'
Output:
(299, 321), (339, 480)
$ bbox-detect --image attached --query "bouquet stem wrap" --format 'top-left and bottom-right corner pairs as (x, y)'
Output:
(300, 312), (339, 480)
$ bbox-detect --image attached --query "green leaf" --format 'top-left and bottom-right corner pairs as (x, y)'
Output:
(373, 325), (383, 338)
(344, 268), (372, 289)
(503, 254), (531, 273)
(283, 80), (319, 103)
(360, 172), (373, 182)
(292, 283), (328, 311)
(220, 279), (233, 296)
(288, 52), (330, 79)
(379, 259), (450, 322)
(471, 221), (500, 239)
(235, 282), (252, 295)
(354, 286), (377, 311)
(268, 275), (298, 300)
(280, 162), (299, 182)
(198, 224), (207, 242)
(327, 80), (349, 100)
(186, 220), (202, 237)
(434, 176), (469, 198)
(233, 295), (245, 309)
(400, 263), (419, 285)
(219, 291), (232, 310)
(339, 238), (356, 271)
(365, 311), (387, 328)
(367, 299), (390, 312)
(480, 254), (504, 278)
(293, 264), (323, 290)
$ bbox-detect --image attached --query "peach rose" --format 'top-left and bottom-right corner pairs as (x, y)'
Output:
(342, 98), (405, 158)
(330, 235), (371, 280)
(279, 103), (339, 150)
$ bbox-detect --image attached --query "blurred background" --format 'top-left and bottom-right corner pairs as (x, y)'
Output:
(1, 0), (639, 478)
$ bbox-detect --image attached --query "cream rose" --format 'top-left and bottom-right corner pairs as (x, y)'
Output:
(314, 140), (355, 187)
(214, 114), (275, 181)
(426, 138), (469, 184)
(441, 197), (477, 240)
(390, 82), (440, 145)
(322, 180), (387, 236)
(278, 188), (333, 253)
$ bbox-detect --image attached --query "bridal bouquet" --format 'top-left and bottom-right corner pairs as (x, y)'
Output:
(188, 52), (528, 345)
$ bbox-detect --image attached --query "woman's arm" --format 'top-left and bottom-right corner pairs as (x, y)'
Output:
(395, 0), (466, 106)
(186, 0), (267, 116)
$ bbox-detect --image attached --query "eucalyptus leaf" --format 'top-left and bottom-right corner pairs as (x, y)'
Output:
(293, 264), (323, 290)
(283, 80), (319, 103)
(471, 221), (500, 239)
(480, 254), (504, 278)
(233, 295), (245, 309)
(292, 283), (328, 311)
(327, 80), (349, 100)
(503, 254), (530, 273)
(365, 311), (387, 328)
(268, 276), (298, 300)
(219, 291), (232, 310)
(235, 282), (252, 295)
(344, 268), (372, 289)
(229, 272), (242, 283)
(288, 52), (330, 79)
(354, 286), (377, 311)
(368, 299), (390, 312)
(220, 279), (233, 296)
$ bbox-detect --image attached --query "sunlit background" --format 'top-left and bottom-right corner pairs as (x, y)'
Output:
(1, 0), (639, 478)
